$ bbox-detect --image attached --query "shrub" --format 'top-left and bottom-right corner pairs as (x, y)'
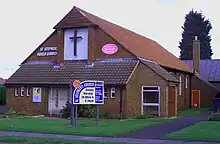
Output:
(135, 115), (148, 119)
(208, 112), (220, 121)
(0, 85), (6, 106)
(140, 114), (157, 119)
(59, 101), (96, 118)
(118, 113), (128, 120)
(103, 112), (111, 119)
(4, 109), (26, 116)
(82, 105), (96, 118)
(60, 101), (71, 118)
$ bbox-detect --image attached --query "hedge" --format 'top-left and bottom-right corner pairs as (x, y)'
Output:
(0, 85), (6, 105)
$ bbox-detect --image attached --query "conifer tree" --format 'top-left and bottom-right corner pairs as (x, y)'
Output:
(179, 10), (213, 60)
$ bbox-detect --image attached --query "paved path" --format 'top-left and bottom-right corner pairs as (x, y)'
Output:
(118, 114), (208, 139)
(0, 131), (219, 144)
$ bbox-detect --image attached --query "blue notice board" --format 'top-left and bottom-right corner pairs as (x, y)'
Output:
(71, 80), (104, 105)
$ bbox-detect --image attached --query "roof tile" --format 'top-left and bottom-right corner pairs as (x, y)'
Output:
(6, 59), (138, 85)
(74, 7), (192, 73)
(140, 59), (178, 82)
(183, 59), (220, 82)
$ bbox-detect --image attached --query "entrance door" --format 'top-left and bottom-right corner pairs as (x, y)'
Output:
(192, 90), (200, 108)
(168, 86), (176, 117)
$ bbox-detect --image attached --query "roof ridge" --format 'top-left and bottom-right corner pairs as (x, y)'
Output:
(76, 7), (155, 42)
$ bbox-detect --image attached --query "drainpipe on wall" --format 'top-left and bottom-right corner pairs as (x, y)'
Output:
(119, 87), (123, 114)
(189, 74), (192, 108)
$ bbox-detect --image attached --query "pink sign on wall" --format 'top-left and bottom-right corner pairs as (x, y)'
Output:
(102, 44), (118, 55)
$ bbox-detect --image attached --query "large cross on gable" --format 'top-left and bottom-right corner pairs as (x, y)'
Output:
(69, 29), (83, 56)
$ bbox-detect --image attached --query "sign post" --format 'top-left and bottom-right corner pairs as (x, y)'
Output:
(96, 105), (100, 127)
(70, 80), (104, 127)
(71, 104), (75, 127)
(69, 80), (75, 127)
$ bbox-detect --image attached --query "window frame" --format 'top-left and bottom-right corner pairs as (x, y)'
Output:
(185, 75), (188, 89)
(26, 87), (31, 96)
(141, 86), (160, 116)
(179, 75), (182, 95)
(104, 87), (108, 99)
(14, 88), (19, 96)
(20, 87), (25, 97)
(110, 87), (115, 99)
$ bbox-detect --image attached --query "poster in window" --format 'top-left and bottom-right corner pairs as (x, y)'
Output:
(32, 88), (42, 103)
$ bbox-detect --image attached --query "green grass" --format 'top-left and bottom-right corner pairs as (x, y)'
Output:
(177, 108), (209, 116)
(162, 121), (220, 142)
(0, 117), (171, 137)
(0, 136), (121, 144)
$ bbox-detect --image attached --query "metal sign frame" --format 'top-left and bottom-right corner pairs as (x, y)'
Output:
(69, 80), (104, 127)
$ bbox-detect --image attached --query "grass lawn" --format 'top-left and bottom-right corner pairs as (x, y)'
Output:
(177, 108), (209, 117)
(0, 117), (171, 137)
(162, 121), (220, 142)
(0, 136), (121, 144)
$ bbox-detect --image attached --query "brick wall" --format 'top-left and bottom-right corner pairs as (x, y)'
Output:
(125, 62), (168, 117)
(6, 86), (48, 114)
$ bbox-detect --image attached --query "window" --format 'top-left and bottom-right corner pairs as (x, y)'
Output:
(20, 87), (25, 96)
(110, 87), (115, 99)
(142, 86), (160, 116)
(14, 88), (19, 96)
(104, 88), (108, 98)
(143, 91), (159, 103)
(185, 76), (188, 89)
(179, 75), (182, 95)
(27, 87), (31, 96)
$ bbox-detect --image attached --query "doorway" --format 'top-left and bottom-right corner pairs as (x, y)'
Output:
(168, 86), (177, 117)
(192, 90), (200, 108)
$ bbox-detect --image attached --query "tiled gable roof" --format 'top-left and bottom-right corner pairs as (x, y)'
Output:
(6, 58), (178, 85)
(53, 6), (192, 73)
(140, 59), (178, 83)
(5, 62), (55, 85)
(6, 59), (138, 85)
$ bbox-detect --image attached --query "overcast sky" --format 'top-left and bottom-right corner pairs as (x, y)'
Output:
(0, 0), (219, 78)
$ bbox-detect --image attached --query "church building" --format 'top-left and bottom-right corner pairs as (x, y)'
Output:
(5, 6), (196, 117)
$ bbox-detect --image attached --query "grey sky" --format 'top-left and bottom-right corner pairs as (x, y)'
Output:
(0, 0), (219, 78)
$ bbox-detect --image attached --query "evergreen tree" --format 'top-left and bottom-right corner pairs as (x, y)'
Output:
(179, 10), (213, 60)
